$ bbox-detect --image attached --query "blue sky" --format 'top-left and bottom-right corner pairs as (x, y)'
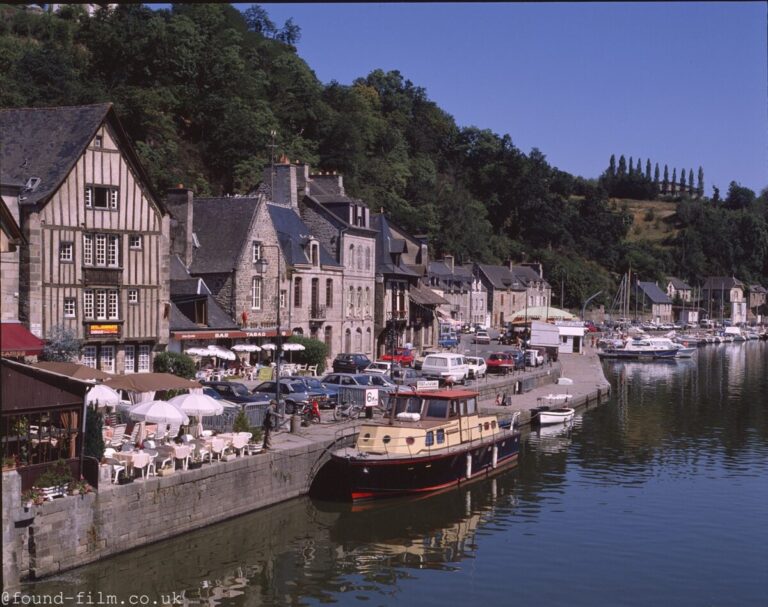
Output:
(173, 3), (768, 195)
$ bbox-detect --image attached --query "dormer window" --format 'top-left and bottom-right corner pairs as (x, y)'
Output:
(310, 241), (319, 266)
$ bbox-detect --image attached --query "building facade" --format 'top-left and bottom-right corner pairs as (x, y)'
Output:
(0, 104), (170, 373)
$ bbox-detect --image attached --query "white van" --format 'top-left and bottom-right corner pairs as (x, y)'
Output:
(421, 353), (469, 385)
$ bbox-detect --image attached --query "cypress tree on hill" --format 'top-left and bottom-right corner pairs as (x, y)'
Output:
(697, 166), (704, 198)
(608, 154), (616, 176)
(687, 168), (694, 195)
(618, 155), (627, 176)
(628, 156), (634, 175)
(636, 158), (642, 174)
(654, 163), (660, 189)
(645, 159), (651, 181)
(671, 168), (677, 192)
(663, 165), (669, 194)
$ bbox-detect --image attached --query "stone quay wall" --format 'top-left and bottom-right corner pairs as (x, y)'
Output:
(2, 437), (338, 589)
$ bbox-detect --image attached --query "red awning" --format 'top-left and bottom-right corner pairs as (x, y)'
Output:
(1, 322), (45, 356)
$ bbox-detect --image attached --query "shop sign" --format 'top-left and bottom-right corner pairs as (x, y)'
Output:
(88, 324), (120, 336)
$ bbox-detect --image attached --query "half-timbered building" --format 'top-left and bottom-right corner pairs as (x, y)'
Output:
(0, 104), (170, 373)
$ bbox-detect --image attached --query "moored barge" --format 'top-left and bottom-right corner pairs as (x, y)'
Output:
(329, 388), (521, 501)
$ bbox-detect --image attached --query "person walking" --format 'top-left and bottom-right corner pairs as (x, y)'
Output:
(262, 400), (276, 450)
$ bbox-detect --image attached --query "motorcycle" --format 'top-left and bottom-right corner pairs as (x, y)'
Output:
(298, 400), (322, 425)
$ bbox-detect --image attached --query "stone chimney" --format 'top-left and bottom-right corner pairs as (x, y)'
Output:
(266, 158), (310, 210)
(166, 186), (194, 267)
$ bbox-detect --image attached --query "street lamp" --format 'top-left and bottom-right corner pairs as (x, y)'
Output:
(255, 244), (283, 416)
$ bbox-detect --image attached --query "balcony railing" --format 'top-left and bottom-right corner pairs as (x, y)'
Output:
(310, 304), (326, 320)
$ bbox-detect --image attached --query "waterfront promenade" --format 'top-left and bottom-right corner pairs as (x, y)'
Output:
(2, 351), (609, 590)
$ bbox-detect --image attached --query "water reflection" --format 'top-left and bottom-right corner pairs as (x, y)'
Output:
(24, 343), (768, 606)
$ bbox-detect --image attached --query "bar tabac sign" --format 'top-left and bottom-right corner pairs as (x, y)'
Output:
(88, 323), (120, 336)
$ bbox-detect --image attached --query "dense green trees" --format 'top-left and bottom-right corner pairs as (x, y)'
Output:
(2, 3), (766, 306)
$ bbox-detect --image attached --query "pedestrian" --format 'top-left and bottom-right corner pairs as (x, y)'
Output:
(262, 400), (275, 450)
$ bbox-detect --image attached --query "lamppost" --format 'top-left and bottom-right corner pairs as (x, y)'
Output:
(256, 244), (283, 416)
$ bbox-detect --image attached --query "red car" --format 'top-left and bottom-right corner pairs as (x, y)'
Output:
(381, 347), (415, 367)
(485, 352), (515, 374)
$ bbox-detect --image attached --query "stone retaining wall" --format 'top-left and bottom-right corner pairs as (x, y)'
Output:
(2, 437), (337, 587)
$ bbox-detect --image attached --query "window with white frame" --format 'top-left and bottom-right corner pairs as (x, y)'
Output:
(59, 242), (73, 262)
(280, 290), (286, 308)
(100, 345), (115, 373)
(83, 291), (94, 319)
(310, 242), (319, 266)
(85, 185), (118, 210)
(138, 345), (151, 372)
(63, 297), (76, 318)
(84, 289), (119, 320)
(348, 286), (354, 316)
(128, 289), (139, 304)
(365, 287), (371, 315)
(251, 277), (262, 310)
(84, 233), (119, 267)
(129, 234), (143, 249)
(81, 345), (97, 369)
(252, 241), (262, 263)
(124, 345), (135, 374)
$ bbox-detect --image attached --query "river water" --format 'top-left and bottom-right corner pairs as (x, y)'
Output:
(25, 342), (768, 606)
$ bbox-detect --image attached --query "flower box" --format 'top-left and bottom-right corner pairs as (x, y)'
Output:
(158, 468), (175, 477)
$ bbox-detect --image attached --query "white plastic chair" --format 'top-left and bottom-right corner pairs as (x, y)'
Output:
(144, 449), (158, 476)
(132, 452), (151, 480)
(211, 438), (226, 461)
(105, 457), (125, 484)
(231, 432), (251, 457)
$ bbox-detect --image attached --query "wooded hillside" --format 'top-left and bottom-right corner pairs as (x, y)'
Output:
(2, 4), (766, 307)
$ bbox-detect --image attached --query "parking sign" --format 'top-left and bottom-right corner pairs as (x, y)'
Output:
(365, 388), (379, 407)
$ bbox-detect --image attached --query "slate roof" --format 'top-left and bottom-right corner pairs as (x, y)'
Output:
(302, 195), (377, 237)
(476, 264), (524, 290)
(666, 276), (692, 290)
(748, 284), (767, 294)
(170, 294), (238, 331)
(410, 285), (449, 306)
(428, 261), (474, 290)
(370, 213), (420, 278)
(268, 204), (341, 268)
(189, 197), (260, 274)
(0, 103), (162, 212)
(702, 276), (745, 290)
(510, 265), (550, 288)
(637, 281), (672, 304)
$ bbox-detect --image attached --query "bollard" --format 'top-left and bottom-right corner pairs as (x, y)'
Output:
(290, 414), (301, 433)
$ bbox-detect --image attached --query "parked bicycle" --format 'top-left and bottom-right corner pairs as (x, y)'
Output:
(333, 400), (364, 422)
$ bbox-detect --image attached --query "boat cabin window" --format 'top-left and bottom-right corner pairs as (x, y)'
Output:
(424, 398), (449, 419)
(425, 431), (434, 447)
(392, 396), (422, 416)
(436, 429), (445, 444)
(463, 397), (477, 415)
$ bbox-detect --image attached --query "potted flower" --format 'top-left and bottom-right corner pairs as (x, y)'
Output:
(68, 479), (93, 496)
(22, 487), (44, 508)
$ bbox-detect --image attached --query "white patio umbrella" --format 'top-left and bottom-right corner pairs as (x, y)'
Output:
(260, 343), (277, 351)
(128, 400), (189, 426)
(185, 347), (210, 357)
(85, 383), (121, 408)
(232, 344), (261, 352)
(167, 393), (224, 417)
(206, 345), (236, 361)
(281, 342), (305, 362)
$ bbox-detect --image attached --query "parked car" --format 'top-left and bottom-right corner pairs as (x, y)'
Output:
(437, 331), (459, 349)
(321, 373), (398, 392)
(391, 367), (420, 386)
(465, 356), (488, 379)
(365, 361), (396, 375)
(202, 381), (264, 405)
(420, 353), (468, 385)
(413, 350), (439, 371)
(381, 347), (415, 367)
(251, 379), (329, 414)
(485, 352), (515, 375)
(285, 375), (339, 408)
(332, 353), (372, 373)
(473, 330), (491, 345)
(525, 349), (545, 367)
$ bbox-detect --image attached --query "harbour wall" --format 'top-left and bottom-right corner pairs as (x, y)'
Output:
(2, 353), (608, 589)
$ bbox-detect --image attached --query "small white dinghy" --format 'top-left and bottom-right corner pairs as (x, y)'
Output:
(532, 394), (575, 425)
